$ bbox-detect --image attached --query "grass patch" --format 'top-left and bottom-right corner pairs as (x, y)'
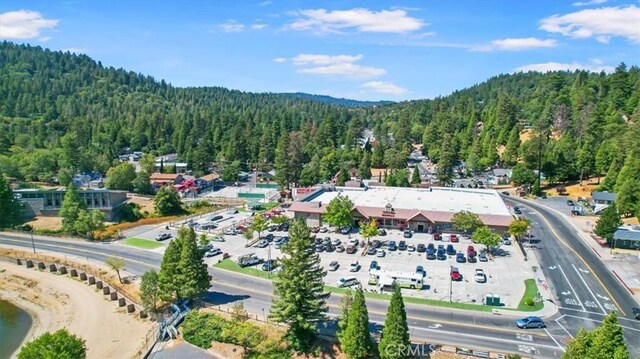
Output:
(214, 259), (277, 280)
(121, 237), (163, 249)
(516, 278), (544, 311)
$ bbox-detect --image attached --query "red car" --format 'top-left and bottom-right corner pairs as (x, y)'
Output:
(433, 233), (442, 241)
(450, 234), (458, 243)
(467, 245), (476, 257)
(450, 267), (462, 281)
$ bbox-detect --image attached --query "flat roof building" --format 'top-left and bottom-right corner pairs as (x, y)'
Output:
(289, 186), (514, 232)
(14, 188), (127, 221)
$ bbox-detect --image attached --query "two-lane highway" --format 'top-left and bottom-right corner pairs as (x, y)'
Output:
(504, 196), (640, 356)
(0, 232), (564, 357)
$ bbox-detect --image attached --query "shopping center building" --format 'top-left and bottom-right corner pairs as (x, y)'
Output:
(289, 186), (514, 232)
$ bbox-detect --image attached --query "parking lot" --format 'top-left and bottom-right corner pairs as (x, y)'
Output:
(196, 217), (532, 308)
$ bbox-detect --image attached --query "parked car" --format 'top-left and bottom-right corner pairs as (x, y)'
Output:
(238, 256), (263, 267)
(371, 240), (381, 248)
(319, 227), (328, 233)
(268, 224), (278, 232)
(350, 261), (361, 272)
(376, 249), (386, 257)
(324, 244), (335, 252)
(378, 228), (387, 236)
(433, 233), (442, 241)
(479, 252), (488, 262)
(328, 261), (340, 271)
(632, 307), (640, 320)
(388, 241), (397, 251)
(200, 223), (218, 230)
(255, 240), (269, 248)
(450, 234), (458, 243)
(332, 238), (341, 246)
(261, 259), (278, 271)
(450, 267), (462, 281)
(407, 244), (416, 252)
(367, 247), (377, 255)
(398, 241), (408, 251)
(456, 252), (466, 263)
(567, 199), (575, 206)
(513, 206), (522, 214)
(223, 228), (237, 235)
(340, 226), (351, 234)
(446, 244), (456, 256)
(310, 227), (320, 233)
(263, 234), (274, 241)
(501, 191), (510, 196)
(335, 245), (345, 253)
(346, 245), (358, 254)
(336, 276), (359, 288)
(426, 244), (436, 260)
(416, 265), (425, 277)
(205, 248), (222, 257)
(369, 260), (379, 271)
(515, 316), (545, 329)
(502, 238), (512, 245)
(212, 236), (225, 242)
(475, 269), (487, 283)
(436, 245), (447, 260)
(154, 233), (172, 241)
(279, 223), (289, 231)
(210, 215), (223, 221)
(349, 238), (359, 246)
(315, 245), (325, 252)
(403, 231), (412, 238)
(417, 243), (426, 252)
(467, 245), (477, 258)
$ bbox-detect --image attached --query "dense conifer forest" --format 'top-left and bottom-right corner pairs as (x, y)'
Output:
(1, 41), (638, 218)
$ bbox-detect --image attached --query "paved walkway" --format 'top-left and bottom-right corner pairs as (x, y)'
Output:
(532, 199), (640, 304)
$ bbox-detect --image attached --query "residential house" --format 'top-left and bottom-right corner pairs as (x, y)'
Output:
(591, 191), (617, 214)
(612, 225), (640, 250)
(149, 173), (184, 189)
(198, 172), (221, 189)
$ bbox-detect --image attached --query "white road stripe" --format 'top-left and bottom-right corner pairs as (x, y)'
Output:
(544, 328), (567, 352)
(563, 315), (640, 333)
(571, 264), (608, 315)
(557, 264), (586, 311)
(554, 319), (574, 339)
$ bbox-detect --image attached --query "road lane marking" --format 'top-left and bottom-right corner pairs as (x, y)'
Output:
(513, 201), (627, 316)
(557, 265), (586, 311)
(571, 264), (608, 314)
(554, 319), (574, 339)
(544, 328), (566, 352)
(563, 315), (640, 333)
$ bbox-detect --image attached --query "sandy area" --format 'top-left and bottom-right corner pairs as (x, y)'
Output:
(126, 195), (155, 214)
(0, 263), (151, 359)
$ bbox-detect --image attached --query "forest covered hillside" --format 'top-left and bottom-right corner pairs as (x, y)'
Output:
(0, 41), (639, 218)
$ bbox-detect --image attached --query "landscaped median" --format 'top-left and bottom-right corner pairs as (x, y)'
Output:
(213, 259), (543, 313)
(120, 237), (163, 249)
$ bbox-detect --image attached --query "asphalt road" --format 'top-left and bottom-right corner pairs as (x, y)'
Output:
(0, 232), (563, 357)
(504, 196), (640, 356)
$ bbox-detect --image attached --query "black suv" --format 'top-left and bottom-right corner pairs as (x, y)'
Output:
(633, 307), (640, 320)
(416, 243), (426, 252)
(398, 241), (408, 251)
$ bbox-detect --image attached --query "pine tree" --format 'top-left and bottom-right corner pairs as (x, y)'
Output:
(59, 183), (86, 233)
(340, 287), (372, 359)
(178, 228), (212, 299)
(532, 179), (541, 196)
(337, 289), (354, 343)
(379, 284), (410, 359)
(0, 174), (21, 228)
(411, 166), (421, 185)
(274, 133), (291, 188)
(269, 220), (329, 351)
(158, 233), (184, 301)
(594, 202), (622, 246)
(140, 270), (160, 313)
(358, 151), (372, 180)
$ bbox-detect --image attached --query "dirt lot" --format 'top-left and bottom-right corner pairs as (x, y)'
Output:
(25, 216), (62, 230)
(126, 195), (155, 213)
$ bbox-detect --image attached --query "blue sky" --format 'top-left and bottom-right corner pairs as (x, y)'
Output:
(1, 1), (639, 101)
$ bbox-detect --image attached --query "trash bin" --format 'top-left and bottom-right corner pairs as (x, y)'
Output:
(492, 295), (501, 306)
(485, 294), (494, 306)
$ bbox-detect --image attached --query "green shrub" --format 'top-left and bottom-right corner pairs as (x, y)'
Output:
(524, 297), (534, 306)
(181, 311), (228, 349)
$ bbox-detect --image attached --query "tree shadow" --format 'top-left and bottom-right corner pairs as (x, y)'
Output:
(200, 291), (251, 306)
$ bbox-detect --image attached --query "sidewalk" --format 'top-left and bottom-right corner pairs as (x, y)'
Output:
(530, 201), (640, 304)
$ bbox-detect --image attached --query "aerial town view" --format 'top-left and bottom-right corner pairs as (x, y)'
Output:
(1, 1), (640, 359)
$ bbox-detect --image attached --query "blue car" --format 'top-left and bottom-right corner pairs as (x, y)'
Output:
(456, 252), (466, 263)
(446, 244), (456, 256)
(436, 245), (447, 260)
(515, 316), (545, 329)
(426, 243), (436, 260)
(388, 241), (397, 251)
(416, 265), (425, 277)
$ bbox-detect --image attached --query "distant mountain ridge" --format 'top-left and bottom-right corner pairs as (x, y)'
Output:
(278, 92), (395, 107)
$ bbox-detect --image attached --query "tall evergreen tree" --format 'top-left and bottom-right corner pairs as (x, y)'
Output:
(59, 183), (86, 233)
(0, 174), (21, 228)
(178, 228), (212, 299)
(411, 166), (421, 185)
(358, 151), (372, 180)
(158, 233), (184, 301)
(594, 202), (622, 246)
(378, 284), (410, 359)
(274, 133), (292, 189)
(269, 220), (329, 351)
(340, 288), (372, 359)
(337, 289), (354, 343)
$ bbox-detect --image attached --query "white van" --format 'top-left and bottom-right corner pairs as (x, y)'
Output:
(336, 276), (359, 288)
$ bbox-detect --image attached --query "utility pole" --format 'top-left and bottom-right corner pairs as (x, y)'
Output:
(30, 230), (36, 253)
(267, 242), (272, 278)
(449, 265), (453, 303)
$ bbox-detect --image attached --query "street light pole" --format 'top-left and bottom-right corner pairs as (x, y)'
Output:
(30, 231), (36, 253)
(449, 265), (453, 303)
(267, 242), (272, 278)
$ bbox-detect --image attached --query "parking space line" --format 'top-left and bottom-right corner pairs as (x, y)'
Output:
(571, 264), (607, 315)
(557, 264), (586, 311)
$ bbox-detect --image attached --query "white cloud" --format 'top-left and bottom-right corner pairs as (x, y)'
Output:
(286, 8), (425, 34)
(297, 62), (386, 79)
(38, 36), (52, 42)
(361, 81), (409, 96)
(272, 57), (287, 63)
(589, 57), (603, 64)
(259, 0), (272, 6)
(473, 37), (558, 51)
(252, 23), (267, 30)
(291, 54), (362, 66)
(513, 61), (615, 73)
(572, 0), (607, 6)
(218, 20), (245, 33)
(540, 5), (640, 43)
(0, 10), (58, 39)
